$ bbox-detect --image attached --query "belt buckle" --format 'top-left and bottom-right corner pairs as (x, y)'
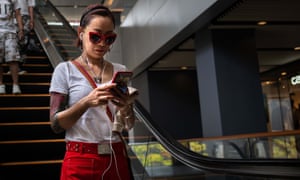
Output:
(97, 144), (111, 154)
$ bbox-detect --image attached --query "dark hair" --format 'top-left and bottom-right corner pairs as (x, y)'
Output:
(80, 4), (115, 28)
(76, 4), (116, 47)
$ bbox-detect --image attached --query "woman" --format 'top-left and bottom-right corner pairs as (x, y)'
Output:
(49, 4), (136, 180)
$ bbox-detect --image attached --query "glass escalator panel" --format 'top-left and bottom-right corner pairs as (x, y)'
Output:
(127, 100), (300, 179)
(34, 0), (81, 66)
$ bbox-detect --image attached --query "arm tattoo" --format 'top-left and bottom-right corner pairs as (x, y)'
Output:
(51, 113), (65, 134)
(50, 92), (68, 133)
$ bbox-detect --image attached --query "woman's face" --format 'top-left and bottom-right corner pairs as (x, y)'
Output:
(81, 16), (116, 60)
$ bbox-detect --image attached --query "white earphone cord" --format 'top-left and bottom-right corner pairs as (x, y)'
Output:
(101, 122), (122, 180)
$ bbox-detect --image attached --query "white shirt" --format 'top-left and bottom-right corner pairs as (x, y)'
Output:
(0, 0), (20, 32)
(49, 61), (127, 143)
(17, 0), (35, 16)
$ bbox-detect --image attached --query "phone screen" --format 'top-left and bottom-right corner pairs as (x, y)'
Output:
(112, 71), (133, 94)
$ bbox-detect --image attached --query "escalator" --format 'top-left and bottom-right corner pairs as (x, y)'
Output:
(131, 101), (300, 179)
(33, 1), (300, 179)
(34, 0), (81, 66)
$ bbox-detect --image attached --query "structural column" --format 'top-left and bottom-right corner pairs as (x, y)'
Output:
(195, 29), (267, 137)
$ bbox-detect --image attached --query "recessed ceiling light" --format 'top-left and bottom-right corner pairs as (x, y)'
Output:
(294, 47), (300, 51)
(281, 72), (287, 76)
(257, 21), (267, 26)
(181, 66), (188, 70)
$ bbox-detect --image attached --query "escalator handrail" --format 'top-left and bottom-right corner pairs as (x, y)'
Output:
(133, 100), (300, 178)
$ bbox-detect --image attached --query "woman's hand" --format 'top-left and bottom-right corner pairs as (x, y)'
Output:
(84, 83), (116, 107)
(110, 86), (137, 109)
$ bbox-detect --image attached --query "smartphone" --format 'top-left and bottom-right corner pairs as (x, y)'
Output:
(111, 71), (133, 94)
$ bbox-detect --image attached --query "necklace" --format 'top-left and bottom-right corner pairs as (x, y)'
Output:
(80, 56), (106, 83)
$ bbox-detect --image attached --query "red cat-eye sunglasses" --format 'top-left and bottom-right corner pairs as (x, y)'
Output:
(89, 32), (117, 45)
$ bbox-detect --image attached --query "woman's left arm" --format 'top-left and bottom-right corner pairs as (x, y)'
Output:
(119, 103), (135, 130)
(111, 86), (138, 130)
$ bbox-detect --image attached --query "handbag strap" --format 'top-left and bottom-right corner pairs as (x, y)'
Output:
(71, 60), (114, 122)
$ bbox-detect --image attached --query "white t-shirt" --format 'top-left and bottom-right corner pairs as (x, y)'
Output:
(17, 0), (35, 16)
(49, 61), (127, 143)
(0, 0), (20, 32)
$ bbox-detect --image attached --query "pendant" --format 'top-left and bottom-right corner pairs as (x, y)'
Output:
(94, 77), (101, 83)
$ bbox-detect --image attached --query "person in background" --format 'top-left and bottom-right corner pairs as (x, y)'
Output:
(49, 4), (137, 180)
(7, 0), (36, 75)
(0, 0), (23, 94)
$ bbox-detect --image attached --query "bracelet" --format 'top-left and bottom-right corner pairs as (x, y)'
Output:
(51, 112), (65, 133)
(121, 114), (131, 119)
(53, 112), (59, 121)
(117, 108), (132, 119)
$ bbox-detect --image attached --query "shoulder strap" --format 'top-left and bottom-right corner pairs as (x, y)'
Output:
(71, 60), (113, 121)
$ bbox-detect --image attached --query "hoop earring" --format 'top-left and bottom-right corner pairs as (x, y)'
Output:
(108, 44), (114, 52)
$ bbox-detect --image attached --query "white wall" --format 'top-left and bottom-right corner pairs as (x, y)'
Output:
(120, 0), (218, 71)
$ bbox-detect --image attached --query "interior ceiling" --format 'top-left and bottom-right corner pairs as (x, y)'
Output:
(50, 0), (300, 78)
(153, 0), (300, 79)
(49, 0), (136, 22)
